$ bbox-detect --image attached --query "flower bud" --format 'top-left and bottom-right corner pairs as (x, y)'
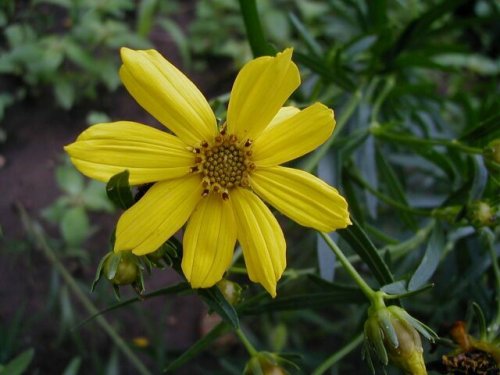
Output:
(244, 353), (288, 375)
(104, 253), (139, 285)
(467, 200), (497, 228)
(364, 305), (427, 375)
(216, 279), (243, 305)
(483, 139), (500, 164)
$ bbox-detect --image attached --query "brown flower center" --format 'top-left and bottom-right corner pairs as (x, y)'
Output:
(190, 129), (254, 200)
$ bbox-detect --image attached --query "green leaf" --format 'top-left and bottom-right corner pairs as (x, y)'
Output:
(164, 322), (231, 373)
(245, 291), (366, 315)
(53, 79), (75, 110)
(198, 286), (240, 329)
(0, 348), (34, 375)
(375, 146), (418, 230)
(158, 19), (191, 68)
(106, 170), (134, 209)
(82, 180), (114, 213)
(60, 206), (90, 247)
(338, 219), (395, 286)
(56, 165), (84, 196)
(408, 221), (445, 291)
(80, 282), (191, 327)
(288, 12), (322, 56)
(460, 113), (500, 146)
(136, 0), (158, 37)
(62, 357), (82, 375)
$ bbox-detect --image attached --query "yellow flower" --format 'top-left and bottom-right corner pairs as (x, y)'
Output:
(65, 47), (351, 296)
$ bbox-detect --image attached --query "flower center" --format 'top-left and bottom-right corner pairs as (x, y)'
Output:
(190, 129), (254, 200)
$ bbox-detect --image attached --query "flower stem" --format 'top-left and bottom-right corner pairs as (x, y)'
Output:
(303, 90), (363, 173)
(17, 204), (152, 375)
(235, 328), (258, 356)
(319, 232), (377, 303)
(238, 0), (275, 57)
(371, 126), (483, 155)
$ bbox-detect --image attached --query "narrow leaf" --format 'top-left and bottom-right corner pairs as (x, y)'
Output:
(375, 146), (418, 230)
(408, 221), (445, 290)
(0, 349), (34, 375)
(164, 322), (231, 373)
(338, 219), (395, 286)
(198, 286), (240, 329)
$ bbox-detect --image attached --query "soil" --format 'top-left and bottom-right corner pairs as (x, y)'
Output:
(0, 26), (238, 374)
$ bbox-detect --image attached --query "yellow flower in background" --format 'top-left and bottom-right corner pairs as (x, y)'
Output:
(65, 47), (350, 296)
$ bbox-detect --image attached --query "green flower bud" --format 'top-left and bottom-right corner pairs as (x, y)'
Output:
(244, 353), (288, 375)
(104, 253), (139, 286)
(216, 279), (243, 306)
(467, 200), (498, 228)
(364, 305), (427, 375)
(483, 139), (500, 164)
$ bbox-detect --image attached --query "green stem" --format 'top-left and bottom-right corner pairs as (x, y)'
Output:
(303, 90), (363, 173)
(235, 328), (258, 356)
(311, 332), (364, 375)
(17, 205), (152, 375)
(319, 232), (376, 302)
(346, 169), (433, 217)
(370, 76), (395, 124)
(371, 127), (483, 155)
(238, 0), (275, 57)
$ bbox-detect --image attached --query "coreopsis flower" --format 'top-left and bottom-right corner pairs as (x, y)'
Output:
(65, 48), (350, 296)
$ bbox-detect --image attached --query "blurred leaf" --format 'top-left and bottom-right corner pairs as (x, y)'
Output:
(0, 348), (34, 375)
(338, 219), (395, 286)
(375, 146), (418, 229)
(288, 12), (322, 56)
(41, 196), (71, 223)
(384, 0), (467, 66)
(54, 79), (75, 110)
(262, 9), (290, 43)
(104, 349), (119, 375)
(460, 113), (500, 146)
(86, 111), (111, 126)
(158, 19), (191, 68)
(198, 286), (240, 329)
(106, 170), (134, 210)
(56, 164), (84, 196)
(62, 357), (81, 375)
(82, 282), (191, 326)
(408, 222), (445, 291)
(242, 290), (366, 315)
(432, 53), (499, 75)
(82, 180), (114, 212)
(60, 206), (90, 246)
(164, 322), (231, 373)
(136, 0), (158, 37)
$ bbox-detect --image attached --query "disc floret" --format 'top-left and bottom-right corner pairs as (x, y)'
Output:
(191, 128), (255, 200)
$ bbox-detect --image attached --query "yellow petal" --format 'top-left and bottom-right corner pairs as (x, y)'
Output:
(267, 106), (300, 130)
(182, 194), (237, 288)
(120, 48), (217, 145)
(230, 188), (286, 297)
(65, 121), (194, 185)
(253, 103), (335, 166)
(226, 49), (300, 141)
(115, 175), (203, 255)
(250, 166), (351, 232)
